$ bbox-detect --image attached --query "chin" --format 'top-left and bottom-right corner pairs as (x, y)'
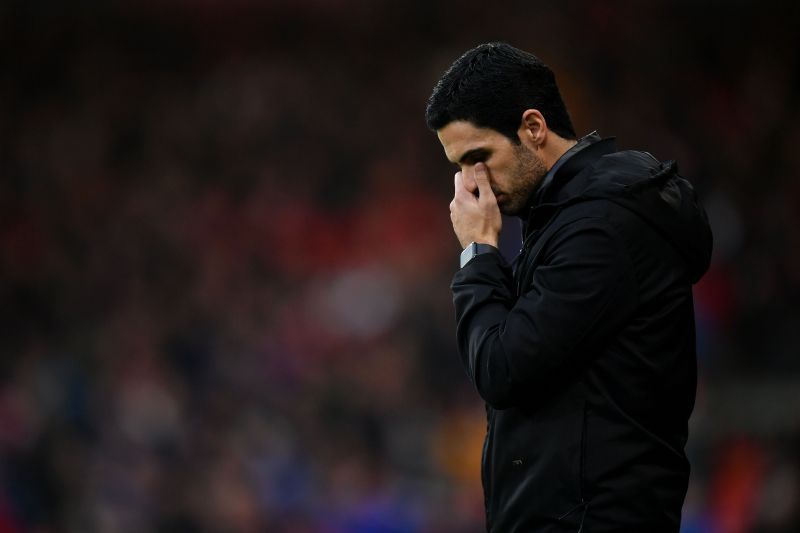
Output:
(499, 200), (523, 217)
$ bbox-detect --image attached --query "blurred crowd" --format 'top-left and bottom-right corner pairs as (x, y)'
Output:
(1, 1), (799, 532)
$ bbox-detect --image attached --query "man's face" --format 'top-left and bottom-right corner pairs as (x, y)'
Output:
(437, 120), (548, 216)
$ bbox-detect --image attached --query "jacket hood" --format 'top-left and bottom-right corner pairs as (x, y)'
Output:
(530, 139), (713, 283)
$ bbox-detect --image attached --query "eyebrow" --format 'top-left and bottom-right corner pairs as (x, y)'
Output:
(455, 147), (490, 166)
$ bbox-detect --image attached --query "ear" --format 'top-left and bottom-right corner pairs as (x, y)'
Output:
(517, 109), (548, 150)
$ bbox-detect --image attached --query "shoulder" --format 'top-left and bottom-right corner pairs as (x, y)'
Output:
(552, 197), (633, 235)
(552, 197), (657, 254)
(594, 149), (663, 179)
(538, 207), (631, 266)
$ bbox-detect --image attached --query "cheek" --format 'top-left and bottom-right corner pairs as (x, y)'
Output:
(487, 162), (510, 187)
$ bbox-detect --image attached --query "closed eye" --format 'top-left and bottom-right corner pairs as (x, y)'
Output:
(456, 147), (491, 168)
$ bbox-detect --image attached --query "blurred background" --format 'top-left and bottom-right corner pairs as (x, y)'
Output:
(1, 1), (798, 531)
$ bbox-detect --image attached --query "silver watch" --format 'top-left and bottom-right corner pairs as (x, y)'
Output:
(460, 242), (499, 268)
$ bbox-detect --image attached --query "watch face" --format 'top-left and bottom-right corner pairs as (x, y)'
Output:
(460, 243), (477, 268)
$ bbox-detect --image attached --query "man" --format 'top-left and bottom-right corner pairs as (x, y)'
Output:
(425, 43), (712, 532)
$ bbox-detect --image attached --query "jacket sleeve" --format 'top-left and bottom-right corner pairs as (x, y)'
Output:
(450, 217), (639, 409)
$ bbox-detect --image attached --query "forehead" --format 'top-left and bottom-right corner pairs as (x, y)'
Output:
(436, 121), (511, 163)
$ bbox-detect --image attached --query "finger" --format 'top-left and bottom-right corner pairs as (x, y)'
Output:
(462, 167), (478, 194)
(473, 163), (496, 203)
(453, 171), (471, 200)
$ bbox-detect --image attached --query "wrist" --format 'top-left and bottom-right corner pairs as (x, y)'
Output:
(459, 235), (499, 249)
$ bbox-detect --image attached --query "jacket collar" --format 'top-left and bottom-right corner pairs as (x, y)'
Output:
(528, 131), (617, 209)
(519, 132), (617, 239)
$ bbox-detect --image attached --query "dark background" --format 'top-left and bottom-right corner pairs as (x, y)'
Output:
(1, 1), (799, 531)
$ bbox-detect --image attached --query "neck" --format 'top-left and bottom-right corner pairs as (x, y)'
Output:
(542, 136), (579, 170)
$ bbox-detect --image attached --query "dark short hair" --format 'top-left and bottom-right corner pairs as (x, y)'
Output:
(425, 42), (576, 142)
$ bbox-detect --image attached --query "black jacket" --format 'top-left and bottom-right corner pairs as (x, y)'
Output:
(451, 135), (712, 532)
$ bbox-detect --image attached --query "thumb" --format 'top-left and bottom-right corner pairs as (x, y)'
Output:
(473, 163), (495, 202)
